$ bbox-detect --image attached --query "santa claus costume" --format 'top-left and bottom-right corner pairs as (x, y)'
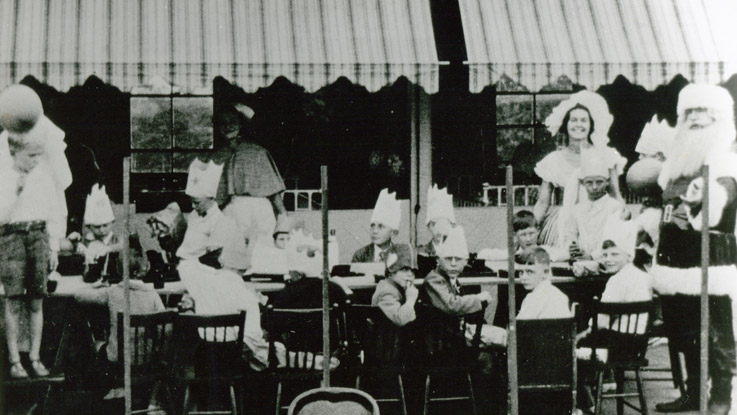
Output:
(650, 84), (737, 414)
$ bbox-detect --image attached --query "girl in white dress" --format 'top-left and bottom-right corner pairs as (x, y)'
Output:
(533, 91), (626, 248)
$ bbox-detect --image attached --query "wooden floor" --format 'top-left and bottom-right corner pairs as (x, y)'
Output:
(5, 340), (693, 415)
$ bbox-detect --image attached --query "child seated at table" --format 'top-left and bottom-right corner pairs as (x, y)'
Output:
(562, 154), (625, 261)
(372, 244), (418, 327)
(477, 248), (572, 346)
(423, 226), (492, 316)
(352, 188), (401, 263)
(477, 210), (567, 262)
(0, 122), (65, 378)
(68, 185), (124, 282)
(73, 246), (165, 364)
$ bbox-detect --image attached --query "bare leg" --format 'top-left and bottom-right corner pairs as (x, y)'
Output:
(28, 297), (44, 361)
(5, 298), (22, 364)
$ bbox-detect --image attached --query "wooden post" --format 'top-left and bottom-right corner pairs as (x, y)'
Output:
(409, 83), (418, 247)
(122, 157), (132, 415)
(506, 165), (518, 415)
(321, 166), (330, 387)
(700, 165), (709, 414)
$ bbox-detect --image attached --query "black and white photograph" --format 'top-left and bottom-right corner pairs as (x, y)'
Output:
(1, 0), (737, 414)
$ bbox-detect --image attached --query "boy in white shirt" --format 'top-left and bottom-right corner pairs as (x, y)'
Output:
(0, 128), (64, 378)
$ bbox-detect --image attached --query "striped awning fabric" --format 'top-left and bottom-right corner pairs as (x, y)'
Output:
(459, 0), (737, 92)
(0, 0), (442, 93)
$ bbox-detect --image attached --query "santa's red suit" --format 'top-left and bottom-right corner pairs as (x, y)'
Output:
(649, 84), (737, 413)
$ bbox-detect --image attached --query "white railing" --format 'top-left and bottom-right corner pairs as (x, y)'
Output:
(283, 189), (322, 211)
(481, 183), (644, 207)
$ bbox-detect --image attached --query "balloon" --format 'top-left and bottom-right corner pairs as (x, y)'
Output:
(626, 158), (663, 196)
(0, 85), (42, 133)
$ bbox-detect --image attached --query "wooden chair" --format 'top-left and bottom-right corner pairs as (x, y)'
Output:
(345, 302), (411, 415)
(580, 299), (653, 415)
(115, 310), (177, 415)
(287, 387), (380, 415)
(265, 304), (348, 415)
(640, 295), (686, 396)
(414, 301), (485, 415)
(174, 311), (247, 415)
(517, 315), (577, 414)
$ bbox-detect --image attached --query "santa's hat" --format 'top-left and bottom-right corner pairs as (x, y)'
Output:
(185, 158), (224, 198)
(677, 84), (734, 122)
(579, 149), (609, 179)
(384, 244), (416, 275)
(635, 115), (676, 157)
(596, 214), (637, 258)
(436, 225), (469, 259)
(370, 189), (401, 230)
(426, 184), (455, 225)
(218, 221), (249, 270)
(84, 184), (115, 226)
(0, 84), (43, 134)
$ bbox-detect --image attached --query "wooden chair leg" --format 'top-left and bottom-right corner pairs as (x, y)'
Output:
(594, 371), (604, 415)
(615, 369), (625, 415)
(423, 375), (431, 415)
(397, 374), (408, 415)
(355, 374), (361, 389)
(275, 381), (282, 415)
(635, 370), (648, 415)
(466, 372), (477, 415)
(229, 384), (237, 415)
(667, 345), (686, 395)
(182, 385), (193, 415)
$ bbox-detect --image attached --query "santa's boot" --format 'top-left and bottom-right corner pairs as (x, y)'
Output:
(708, 375), (731, 415)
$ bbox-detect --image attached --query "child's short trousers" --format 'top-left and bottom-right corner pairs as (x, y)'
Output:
(0, 221), (49, 297)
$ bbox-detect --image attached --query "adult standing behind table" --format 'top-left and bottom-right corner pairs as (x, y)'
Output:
(214, 104), (287, 252)
(533, 91), (626, 248)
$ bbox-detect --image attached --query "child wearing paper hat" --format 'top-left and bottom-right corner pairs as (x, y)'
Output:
(352, 188), (401, 263)
(418, 184), (456, 259)
(74, 185), (125, 282)
(423, 226), (492, 316)
(562, 151), (626, 260)
(177, 159), (245, 270)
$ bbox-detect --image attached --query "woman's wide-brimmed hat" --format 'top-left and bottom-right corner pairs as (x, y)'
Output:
(544, 90), (613, 147)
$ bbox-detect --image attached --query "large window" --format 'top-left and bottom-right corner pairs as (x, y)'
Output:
(130, 96), (214, 173)
(495, 92), (571, 162)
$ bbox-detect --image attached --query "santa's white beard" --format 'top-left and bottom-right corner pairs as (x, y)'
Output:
(663, 122), (734, 181)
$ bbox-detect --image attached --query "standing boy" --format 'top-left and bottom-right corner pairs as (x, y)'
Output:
(0, 128), (65, 378)
(563, 155), (625, 260)
(352, 189), (401, 263)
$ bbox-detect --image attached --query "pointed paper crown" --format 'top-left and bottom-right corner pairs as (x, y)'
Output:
(370, 188), (401, 230)
(677, 84), (735, 122)
(579, 148), (610, 179)
(426, 184), (456, 225)
(436, 225), (469, 259)
(635, 115), (676, 157)
(596, 214), (637, 258)
(84, 184), (115, 226)
(385, 243), (417, 275)
(544, 90), (613, 147)
(185, 158), (224, 198)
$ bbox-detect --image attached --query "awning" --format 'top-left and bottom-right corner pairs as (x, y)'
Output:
(0, 0), (442, 93)
(459, 0), (737, 92)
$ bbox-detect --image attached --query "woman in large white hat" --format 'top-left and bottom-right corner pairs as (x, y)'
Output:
(533, 91), (626, 248)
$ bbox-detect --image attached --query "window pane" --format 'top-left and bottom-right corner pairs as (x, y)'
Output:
(132, 152), (170, 173)
(131, 97), (172, 149)
(173, 152), (214, 173)
(497, 128), (533, 162)
(173, 97), (214, 149)
(496, 95), (533, 125)
(535, 93), (570, 124)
